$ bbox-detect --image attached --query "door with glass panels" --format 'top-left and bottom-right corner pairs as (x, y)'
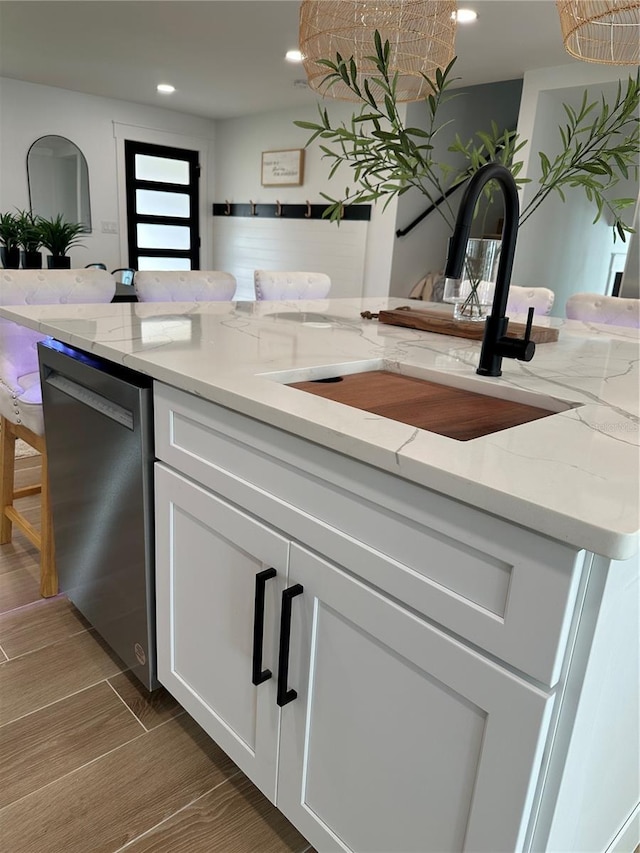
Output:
(124, 141), (200, 270)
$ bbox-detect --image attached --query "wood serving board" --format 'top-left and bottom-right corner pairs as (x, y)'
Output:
(290, 370), (557, 441)
(377, 307), (559, 343)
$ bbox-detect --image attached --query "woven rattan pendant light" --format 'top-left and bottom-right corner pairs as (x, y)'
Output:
(299, 1), (457, 102)
(556, 1), (640, 64)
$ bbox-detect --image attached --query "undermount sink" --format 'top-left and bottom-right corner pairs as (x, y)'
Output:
(262, 360), (578, 441)
(263, 311), (339, 327)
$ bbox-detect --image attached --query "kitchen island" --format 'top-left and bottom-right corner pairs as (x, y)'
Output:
(2, 296), (639, 853)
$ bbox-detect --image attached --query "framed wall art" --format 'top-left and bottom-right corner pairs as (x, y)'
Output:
(261, 149), (305, 186)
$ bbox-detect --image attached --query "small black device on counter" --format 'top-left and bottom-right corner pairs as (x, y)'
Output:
(38, 339), (158, 691)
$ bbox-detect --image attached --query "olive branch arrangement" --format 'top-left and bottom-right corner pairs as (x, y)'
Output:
(294, 31), (640, 242)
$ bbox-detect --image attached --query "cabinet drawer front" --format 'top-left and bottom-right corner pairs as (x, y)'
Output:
(155, 463), (288, 801)
(278, 545), (553, 853)
(155, 383), (584, 685)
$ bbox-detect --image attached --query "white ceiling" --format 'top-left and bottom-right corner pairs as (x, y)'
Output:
(0, 1), (579, 120)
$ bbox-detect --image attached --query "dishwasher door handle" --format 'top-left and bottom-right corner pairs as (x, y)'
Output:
(44, 372), (134, 429)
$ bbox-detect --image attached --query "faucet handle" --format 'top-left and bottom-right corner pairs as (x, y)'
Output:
(519, 306), (536, 362)
(515, 305), (536, 361)
(496, 306), (536, 363)
(524, 306), (534, 343)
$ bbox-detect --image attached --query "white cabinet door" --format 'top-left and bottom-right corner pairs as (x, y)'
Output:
(155, 463), (288, 801)
(277, 545), (554, 853)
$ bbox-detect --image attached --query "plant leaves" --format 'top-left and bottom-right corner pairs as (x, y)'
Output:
(293, 28), (639, 242)
(539, 152), (551, 178)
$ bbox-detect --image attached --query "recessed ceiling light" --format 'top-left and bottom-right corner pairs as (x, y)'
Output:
(286, 49), (303, 62)
(157, 83), (175, 94)
(453, 8), (478, 23)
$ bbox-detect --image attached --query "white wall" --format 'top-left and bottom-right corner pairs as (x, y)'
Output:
(2, 69), (635, 311)
(213, 99), (398, 299)
(512, 64), (639, 316)
(0, 76), (216, 270)
(0, 77), (398, 297)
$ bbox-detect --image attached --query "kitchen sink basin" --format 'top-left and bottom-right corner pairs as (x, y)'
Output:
(264, 311), (337, 326)
(263, 360), (577, 441)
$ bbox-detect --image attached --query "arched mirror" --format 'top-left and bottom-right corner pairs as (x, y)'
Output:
(27, 135), (91, 231)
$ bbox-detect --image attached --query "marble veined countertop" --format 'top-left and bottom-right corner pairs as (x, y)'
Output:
(2, 297), (639, 560)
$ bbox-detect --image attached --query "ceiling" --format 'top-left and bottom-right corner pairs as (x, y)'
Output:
(0, 1), (579, 120)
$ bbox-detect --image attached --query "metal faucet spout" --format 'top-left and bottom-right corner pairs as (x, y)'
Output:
(445, 162), (535, 377)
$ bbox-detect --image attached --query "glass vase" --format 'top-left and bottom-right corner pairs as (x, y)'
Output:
(443, 238), (501, 321)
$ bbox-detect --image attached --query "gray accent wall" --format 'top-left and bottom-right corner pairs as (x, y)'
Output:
(389, 79), (523, 298)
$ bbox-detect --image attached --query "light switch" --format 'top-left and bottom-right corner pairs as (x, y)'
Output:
(101, 221), (118, 234)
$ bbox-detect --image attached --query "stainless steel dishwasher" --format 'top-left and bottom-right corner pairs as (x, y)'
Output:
(38, 340), (157, 690)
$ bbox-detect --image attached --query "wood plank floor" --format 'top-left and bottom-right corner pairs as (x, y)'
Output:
(0, 455), (315, 853)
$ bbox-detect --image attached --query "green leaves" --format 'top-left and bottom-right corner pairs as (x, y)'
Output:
(38, 214), (85, 255)
(539, 152), (552, 179)
(294, 31), (639, 239)
(518, 69), (639, 239)
(292, 32), (464, 229)
(0, 211), (20, 249)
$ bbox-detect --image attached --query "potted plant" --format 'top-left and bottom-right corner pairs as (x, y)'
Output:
(15, 209), (44, 269)
(296, 33), (639, 318)
(38, 214), (85, 268)
(0, 212), (21, 269)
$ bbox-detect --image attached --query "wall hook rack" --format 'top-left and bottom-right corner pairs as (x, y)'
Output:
(212, 202), (371, 222)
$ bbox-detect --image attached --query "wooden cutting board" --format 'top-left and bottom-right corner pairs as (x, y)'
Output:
(290, 370), (557, 441)
(374, 307), (559, 343)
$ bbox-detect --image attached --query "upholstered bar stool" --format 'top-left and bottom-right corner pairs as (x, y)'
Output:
(478, 283), (555, 316)
(254, 270), (331, 300)
(134, 270), (237, 302)
(506, 285), (555, 316)
(565, 292), (640, 328)
(0, 269), (116, 597)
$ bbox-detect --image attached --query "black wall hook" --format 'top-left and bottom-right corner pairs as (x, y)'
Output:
(212, 202), (371, 221)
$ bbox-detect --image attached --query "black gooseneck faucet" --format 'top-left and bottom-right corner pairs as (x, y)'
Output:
(445, 162), (536, 377)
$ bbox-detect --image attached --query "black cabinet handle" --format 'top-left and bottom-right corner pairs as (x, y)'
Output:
(277, 584), (304, 706)
(252, 568), (277, 685)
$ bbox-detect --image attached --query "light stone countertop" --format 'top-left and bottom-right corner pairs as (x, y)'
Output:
(2, 297), (639, 560)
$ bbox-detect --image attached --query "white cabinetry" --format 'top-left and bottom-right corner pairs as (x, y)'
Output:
(153, 382), (638, 853)
(155, 464), (552, 852)
(155, 464), (287, 798)
(279, 545), (551, 853)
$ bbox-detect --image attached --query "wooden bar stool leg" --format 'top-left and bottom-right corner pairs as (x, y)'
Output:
(0, 416), (58, 597)
(0, 416), (17, 544)
(39, 444), (58, 598)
